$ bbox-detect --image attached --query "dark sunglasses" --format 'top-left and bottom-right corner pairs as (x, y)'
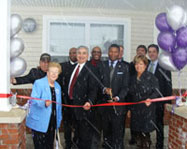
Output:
(92, 51), (101, 54)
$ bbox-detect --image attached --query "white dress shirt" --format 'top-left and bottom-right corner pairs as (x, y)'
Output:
(109, 60), (118, 68)
(68, 62), (86, 95)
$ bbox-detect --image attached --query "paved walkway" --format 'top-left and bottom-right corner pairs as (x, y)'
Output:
(26, 126), (169, 149)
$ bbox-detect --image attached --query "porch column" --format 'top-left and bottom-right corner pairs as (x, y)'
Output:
(0, 0), (12, 111)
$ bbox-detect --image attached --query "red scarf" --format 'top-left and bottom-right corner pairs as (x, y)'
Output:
(91, 59), (99, 67)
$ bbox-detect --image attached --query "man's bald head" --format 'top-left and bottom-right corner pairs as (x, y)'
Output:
(69, 47), (77, 62)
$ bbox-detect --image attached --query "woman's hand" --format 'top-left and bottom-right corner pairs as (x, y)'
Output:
(145, 98), (151, 107)
(45, 100), (52, 107)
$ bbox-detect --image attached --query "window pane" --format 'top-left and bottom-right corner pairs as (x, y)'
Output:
(51, 56), (69, 63)
(49, 22), (85, 55)
(90, 24), (124, 55)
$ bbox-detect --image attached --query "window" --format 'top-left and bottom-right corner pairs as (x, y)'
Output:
(90, 24), (124, 55)
(43, 16), (131, 63)
(50, 22), (85, 56)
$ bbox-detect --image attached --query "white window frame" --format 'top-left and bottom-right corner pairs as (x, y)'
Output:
(43, 16), (131, 61)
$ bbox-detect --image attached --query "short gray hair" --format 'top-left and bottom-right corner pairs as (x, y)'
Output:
(77, 45), (89, 52)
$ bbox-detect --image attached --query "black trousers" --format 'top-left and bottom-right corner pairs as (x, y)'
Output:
(136, 132), (151, 149)
(76, 118), (94, 149)
(130, 129), (137, 141)
(102, 112), (126, 149)
(90, 108), (102, 149)
(155, 103), (164, 149)
(32, 124), (55, 149)
(63, 106), (78, 149)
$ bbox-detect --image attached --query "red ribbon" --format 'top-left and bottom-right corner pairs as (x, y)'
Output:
(0, 93), (13, 98)
(182, 91), (187, 97)
(0, 93), (176, 108)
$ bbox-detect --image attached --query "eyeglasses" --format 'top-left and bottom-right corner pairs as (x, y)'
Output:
(92, 51), (101, 54)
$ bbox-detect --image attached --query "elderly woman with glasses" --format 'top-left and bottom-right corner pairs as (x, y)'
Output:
(26, 62), (62, 149)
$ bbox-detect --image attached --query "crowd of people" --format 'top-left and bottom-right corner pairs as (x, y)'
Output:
(11, 43), (172, 149)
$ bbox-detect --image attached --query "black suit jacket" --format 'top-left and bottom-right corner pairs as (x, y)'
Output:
(129, 71), (160, 132)
(129, 61), (136, 76)
(100, 60), (129, 115)
(57, 61), (76, 104)
(88, 60), (104, 103)
(153, 63), (172, 103)
(120, 60), (130, 66)
(15, 67), (46, 85)
(70, 62), (97, 120)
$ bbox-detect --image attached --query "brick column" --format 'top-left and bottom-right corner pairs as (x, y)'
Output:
(167, 105), (187, 149)
(0, 109), (27, 149)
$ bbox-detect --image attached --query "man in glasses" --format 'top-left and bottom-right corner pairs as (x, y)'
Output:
(90, 46), (102, 66)
(89, 46), (103, 149)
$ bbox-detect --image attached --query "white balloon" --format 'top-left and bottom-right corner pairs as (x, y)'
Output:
(166, 5), (185, 30)
(10, 37), (24, 59)
(11, 14), (22, 37)
(158, 51), (178, 72)
(181, 11), (187, 27)
(10, 57), (27, 77)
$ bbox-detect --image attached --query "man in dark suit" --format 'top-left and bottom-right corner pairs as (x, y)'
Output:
(57, 47), (78, 149)
(119, 45), (124, 62)
(148, 44), (172, 149)
(90, 46), (102, 66)
(89, 46), (103, 149)
(100, 44), (129, 149)
(129, 45), (147, 76)
(58, 47), (77, 95)
(67, 46), (97, 149)
(119, 45), (129, 65)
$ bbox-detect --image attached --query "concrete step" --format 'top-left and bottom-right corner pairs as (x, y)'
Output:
(26, 126), (169, 149)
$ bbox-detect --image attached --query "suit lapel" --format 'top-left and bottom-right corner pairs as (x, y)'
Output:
(74, 62), (88, 85)
(106, 60), (110, 74)
(111, 61), (120, 83)
(154, 63), (160, 77)
(105, 61), (110, 82)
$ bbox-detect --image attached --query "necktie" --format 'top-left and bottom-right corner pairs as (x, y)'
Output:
(110, 61), (114, 85)
(109, 61), (114, 72)
(149, 62), (154, 73)
(69, 65), (80, 99)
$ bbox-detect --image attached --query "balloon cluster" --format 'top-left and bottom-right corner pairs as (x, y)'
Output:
(156, 5), (187, 71)
(10, 14), (27, 77)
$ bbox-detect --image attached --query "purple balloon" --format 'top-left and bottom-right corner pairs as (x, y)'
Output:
(155, 12), (173, 32)
(176, 27), (187, 48)
(172, 47), (187, 70)
(157, 32), (176, 52)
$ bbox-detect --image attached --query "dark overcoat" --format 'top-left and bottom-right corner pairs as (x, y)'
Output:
(129, 71), (160, 133)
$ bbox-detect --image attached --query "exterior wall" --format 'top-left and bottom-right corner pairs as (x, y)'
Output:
(10, 6), (187, 89)
(168, 113), (187, 149)
(0, 120), (26, 149)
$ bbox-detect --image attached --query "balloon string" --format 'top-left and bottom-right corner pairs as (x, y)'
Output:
(177, 71), (182, 97)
